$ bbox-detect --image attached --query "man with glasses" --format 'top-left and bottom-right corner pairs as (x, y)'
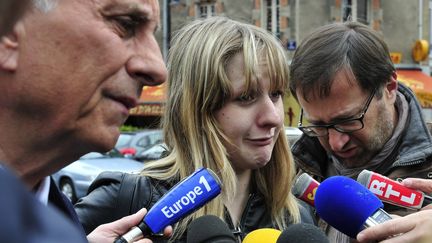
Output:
(289, 21), (432, 243)
(298, 88), (376, 139)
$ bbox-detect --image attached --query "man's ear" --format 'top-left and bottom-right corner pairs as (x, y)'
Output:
(0, 22), (22, 72)
(384, 72), (398, 103)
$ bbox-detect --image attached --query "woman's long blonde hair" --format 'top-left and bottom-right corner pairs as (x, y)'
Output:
(141, 16), (300, 240)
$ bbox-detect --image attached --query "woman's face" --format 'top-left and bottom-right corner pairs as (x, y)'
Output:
(215, 53), (285, 172)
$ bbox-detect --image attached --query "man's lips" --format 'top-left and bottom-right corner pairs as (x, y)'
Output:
(334, 147), (357, 159)
(109, 95), (138, 110)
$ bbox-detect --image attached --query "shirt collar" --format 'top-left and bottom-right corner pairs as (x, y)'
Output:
(34, 176), (51, 206)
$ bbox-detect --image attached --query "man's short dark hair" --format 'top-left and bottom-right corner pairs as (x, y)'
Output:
(289, 21), (395, 101)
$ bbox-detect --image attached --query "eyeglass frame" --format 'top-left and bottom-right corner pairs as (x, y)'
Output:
(298, 88), (377, 137)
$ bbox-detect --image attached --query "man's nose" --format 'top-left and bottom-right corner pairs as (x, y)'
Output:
(327, 128), (350, 152)
(126, 37), (167, 86)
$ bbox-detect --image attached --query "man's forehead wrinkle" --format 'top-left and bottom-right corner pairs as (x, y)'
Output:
(101, 0), (158, 16)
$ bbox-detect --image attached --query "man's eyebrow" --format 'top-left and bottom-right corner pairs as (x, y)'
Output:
(125, 6), (160, 33)
(306, 111), (357, 125)
(104, 3), (160, 32)
(103, 3), (154, 18)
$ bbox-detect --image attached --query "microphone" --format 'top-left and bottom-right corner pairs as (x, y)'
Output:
(357, 169), (432, 210)
(115, 168), (222, 243)
(292, 173), (320, 207)
(314, 176), (392, 238)
(242, 228), (281, 243)
(276, 223), (329, 243)
(186, 215), (236, 243)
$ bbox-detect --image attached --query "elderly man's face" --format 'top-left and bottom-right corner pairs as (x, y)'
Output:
(1, 0), (166, 157)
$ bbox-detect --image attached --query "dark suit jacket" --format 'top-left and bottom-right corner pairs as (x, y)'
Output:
(48, 177), (86, 234)
(0, 166), (87, 243)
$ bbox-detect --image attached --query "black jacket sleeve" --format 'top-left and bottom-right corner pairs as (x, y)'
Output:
(74, 172), (124, 234)
(74, 171), (158, 234)
(297, 199), (317, 225)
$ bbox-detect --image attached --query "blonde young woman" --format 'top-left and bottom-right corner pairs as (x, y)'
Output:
(75, 17), (315, 242)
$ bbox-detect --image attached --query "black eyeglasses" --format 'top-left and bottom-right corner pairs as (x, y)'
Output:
(298, 89), (376, 137)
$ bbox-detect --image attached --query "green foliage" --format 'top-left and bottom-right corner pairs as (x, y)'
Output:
(120, 125), (143, 132)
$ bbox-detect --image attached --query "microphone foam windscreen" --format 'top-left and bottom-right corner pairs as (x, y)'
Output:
(292, 173), (312, 197)
(314, 176), (383, 238)
(242, 228), (281, 243)
(276, 223), (329, 243)
(356, 170), (372, 186)
(186, 215), (236, 243)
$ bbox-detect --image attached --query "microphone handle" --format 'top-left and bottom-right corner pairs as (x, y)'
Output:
(363, 208), (392, 228)
(423, 194), (432, 207)
(114, 221), (151, 243)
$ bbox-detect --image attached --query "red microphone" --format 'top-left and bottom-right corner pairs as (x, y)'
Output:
(292, 173), (320, 207)
(357, 169), (432, 210)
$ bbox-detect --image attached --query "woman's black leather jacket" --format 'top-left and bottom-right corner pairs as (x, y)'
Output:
(75, 171), (315, 242)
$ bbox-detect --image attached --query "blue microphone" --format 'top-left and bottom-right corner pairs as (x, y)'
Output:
(314, 176), (392, 238)
(115, 168), (222, 243)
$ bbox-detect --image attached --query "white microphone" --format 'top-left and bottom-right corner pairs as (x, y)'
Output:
(357, 169), (432, 210)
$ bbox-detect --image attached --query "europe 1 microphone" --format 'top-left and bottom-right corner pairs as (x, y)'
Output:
(114, 168), (222, 243)
(314, 176), (393, 238)
(357, 169), (432, 210)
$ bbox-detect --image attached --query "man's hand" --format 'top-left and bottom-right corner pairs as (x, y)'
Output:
(87, 208), (173, 243)
(356, 178), (432, 243)
(402, 178), (432, 210)
(356, 210), (432, 243)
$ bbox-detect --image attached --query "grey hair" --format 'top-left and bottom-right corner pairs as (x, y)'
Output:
(32, 0), (58, 12)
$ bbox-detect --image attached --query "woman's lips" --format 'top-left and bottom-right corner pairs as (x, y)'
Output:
(247, 137), (274, 146)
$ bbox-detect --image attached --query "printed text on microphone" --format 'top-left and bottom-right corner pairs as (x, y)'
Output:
(161, 176), (212, 218)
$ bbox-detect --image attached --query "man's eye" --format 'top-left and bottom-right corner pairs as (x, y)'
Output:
(113, 15), (141, 38)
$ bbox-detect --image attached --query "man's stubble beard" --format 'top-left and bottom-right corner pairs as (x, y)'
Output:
(340, 102), (395, 168)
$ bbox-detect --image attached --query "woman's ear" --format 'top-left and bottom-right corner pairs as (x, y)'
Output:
(0, 22), (22, 72)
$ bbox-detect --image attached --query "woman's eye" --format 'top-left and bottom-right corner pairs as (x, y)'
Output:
(236, 94), (255, 103)
(270, 90), (283, 100)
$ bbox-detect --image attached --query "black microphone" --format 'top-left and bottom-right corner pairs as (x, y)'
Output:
(186, 215), (236, 243)
(276, 223), (329, 243)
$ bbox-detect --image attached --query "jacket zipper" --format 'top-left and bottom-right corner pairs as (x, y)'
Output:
(226, 193), (254, 242)
(392, 159), (425, 167)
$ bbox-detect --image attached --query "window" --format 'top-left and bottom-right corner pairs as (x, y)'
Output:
(264, 0), (280, 38)
(196, 2), (216, 19)
(342, 0), (370, 25)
